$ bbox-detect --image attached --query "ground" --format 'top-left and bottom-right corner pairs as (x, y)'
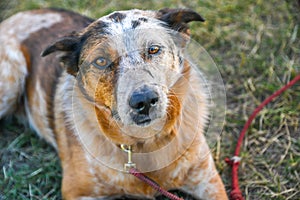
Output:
(0, 0), (299, 200)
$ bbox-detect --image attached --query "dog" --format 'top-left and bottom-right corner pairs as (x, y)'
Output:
(0, 8), (228, 200)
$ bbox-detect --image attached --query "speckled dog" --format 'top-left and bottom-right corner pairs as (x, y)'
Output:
(0, 8), (228, 200)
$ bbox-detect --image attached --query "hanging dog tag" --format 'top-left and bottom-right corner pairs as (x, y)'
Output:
(120, 144), (136, 172)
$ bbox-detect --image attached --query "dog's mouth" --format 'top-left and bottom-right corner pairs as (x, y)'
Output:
(131, 114), (152, 126)
(112, 108), (156, 127)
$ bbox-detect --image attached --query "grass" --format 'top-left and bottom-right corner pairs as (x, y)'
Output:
(0, 0), (299, 199)
(0, 122), (61, 199)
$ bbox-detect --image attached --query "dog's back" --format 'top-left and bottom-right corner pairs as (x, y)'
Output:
(0, 9), (92, 145)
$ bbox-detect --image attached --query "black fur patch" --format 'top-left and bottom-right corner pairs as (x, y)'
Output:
(82, 20), (110, 38)
(108, 12), (126, 23)
(138, 17), (148, 22)
(158, 8), (204, 34)
(131, 20), (141, 29)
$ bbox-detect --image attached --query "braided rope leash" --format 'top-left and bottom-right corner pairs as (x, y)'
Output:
(226, 74), (300, 200)
(129, 168), (184, 200)
(121, 144), (184, 200)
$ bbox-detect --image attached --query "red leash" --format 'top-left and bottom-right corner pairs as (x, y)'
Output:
(125, 74), (300, 200)
(121, 144), (183, 200)
(129, 168), (183, 200)
(225, 74), (300, 200)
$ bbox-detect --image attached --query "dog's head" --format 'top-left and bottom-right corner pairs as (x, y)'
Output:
(42, 8), (204, 143)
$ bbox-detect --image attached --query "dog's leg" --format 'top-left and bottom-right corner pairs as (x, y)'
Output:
(182, 153), (228, 200)
(0, 38), (28, 118)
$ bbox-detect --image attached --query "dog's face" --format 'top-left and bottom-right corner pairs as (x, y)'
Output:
(42, 8), (204, 141)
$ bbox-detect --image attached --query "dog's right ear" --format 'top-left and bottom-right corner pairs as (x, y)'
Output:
(158, 8), (204, 35)
(41, 35), (83, 76)
(157, 8), (204, 48)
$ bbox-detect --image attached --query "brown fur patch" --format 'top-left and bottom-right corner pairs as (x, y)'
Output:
(56, 124), (96, 199)
(19, 44), (31, 71)
(95, 106), (136, 145)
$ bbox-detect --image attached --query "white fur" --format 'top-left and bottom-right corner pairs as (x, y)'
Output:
(0, 10), (62, 122)
(24, 81), (57, 147)
(0, 37), (27, 117)
(1, 12), (62, 42)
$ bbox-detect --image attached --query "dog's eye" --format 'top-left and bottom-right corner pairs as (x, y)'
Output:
(148, 45), (160, 55)
(92, 57), (110, 69)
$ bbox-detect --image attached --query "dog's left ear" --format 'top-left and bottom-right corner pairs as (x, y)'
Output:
(158, 8), (204, 34)
(158, 8), (204, 46)
(41, 34), (83, 76)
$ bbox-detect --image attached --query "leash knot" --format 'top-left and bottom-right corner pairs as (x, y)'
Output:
(225, 156), (241, 166)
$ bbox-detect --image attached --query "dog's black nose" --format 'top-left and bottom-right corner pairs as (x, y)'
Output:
(129, 86), (159, 115)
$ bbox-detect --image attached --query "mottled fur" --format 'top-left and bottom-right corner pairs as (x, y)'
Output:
(0, 8), (228, 200)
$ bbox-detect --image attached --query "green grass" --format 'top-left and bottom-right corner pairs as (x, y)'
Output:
(0, 0), (300, 199)
(0, 122), (61, 200)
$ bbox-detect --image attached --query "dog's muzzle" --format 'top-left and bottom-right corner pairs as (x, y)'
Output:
(129, 85), (159, 125)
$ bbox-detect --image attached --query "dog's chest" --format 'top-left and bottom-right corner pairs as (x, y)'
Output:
(84, 150), (193, 197)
